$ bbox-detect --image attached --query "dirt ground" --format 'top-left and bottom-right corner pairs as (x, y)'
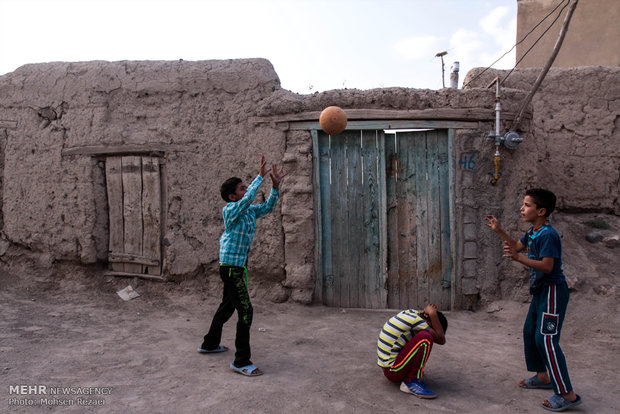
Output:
(1, 213), (619, 414)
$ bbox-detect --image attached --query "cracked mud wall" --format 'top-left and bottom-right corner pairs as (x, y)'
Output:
(0, 60), (617, 307)
(465, 66), (619, 212)
(463, 66), (619, 306)
(0, 59), (503, 306)
(0, 59), (286, 288)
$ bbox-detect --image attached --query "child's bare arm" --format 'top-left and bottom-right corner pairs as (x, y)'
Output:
(485, 215), (524, 252)
(503, 241), (554, 273)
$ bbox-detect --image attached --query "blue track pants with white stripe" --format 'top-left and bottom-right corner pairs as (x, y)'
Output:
(523, 281), (573, 395)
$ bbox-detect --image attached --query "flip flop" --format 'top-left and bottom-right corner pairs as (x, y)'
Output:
(542, 394), (582, 412)
(197, 345), (228, 354)
(230, 363), (263, 377)
(521, 375), (553, 389)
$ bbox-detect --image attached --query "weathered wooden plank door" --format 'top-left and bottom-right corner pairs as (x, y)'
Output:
(105, 156), (162, 276)
(315, 128), (453, 310)
(385, 130), (453, 310)
(316, 130), (387, 308)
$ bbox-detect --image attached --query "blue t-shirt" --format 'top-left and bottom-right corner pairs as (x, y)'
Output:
(519, 224), (565, 294)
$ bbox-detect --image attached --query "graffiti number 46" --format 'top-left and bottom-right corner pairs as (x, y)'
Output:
(458, 154), (476, 170)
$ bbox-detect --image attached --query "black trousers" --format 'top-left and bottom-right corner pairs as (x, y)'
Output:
(201, 265), (253, 367)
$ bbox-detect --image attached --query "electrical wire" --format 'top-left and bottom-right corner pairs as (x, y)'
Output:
(462, 0), (569, 89)
(501, 0), (569, 85)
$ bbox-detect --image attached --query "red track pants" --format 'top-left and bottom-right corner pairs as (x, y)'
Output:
(382, 330), (434, 383)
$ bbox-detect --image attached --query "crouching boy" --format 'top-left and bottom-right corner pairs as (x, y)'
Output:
(377, 303), (447, 399)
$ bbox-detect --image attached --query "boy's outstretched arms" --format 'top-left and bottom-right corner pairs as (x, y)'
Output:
(423, 303), (446, 345)
(486, 215), (553, 272)
(250, 158), (287, 219)
(485, 215), (524, 252)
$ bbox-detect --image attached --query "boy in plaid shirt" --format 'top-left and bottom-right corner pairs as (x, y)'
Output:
(198, 155), (286, 377)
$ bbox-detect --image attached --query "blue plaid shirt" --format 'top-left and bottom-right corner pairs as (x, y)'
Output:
(219, 175), (279, 267)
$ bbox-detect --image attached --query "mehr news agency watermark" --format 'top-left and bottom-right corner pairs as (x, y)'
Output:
(7, 384), (113, 407)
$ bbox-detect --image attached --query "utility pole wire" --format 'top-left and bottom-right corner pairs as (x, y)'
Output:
(464, 0), (569, 89)
(510, 0), (579, 131)
(502, 0), (569, 86)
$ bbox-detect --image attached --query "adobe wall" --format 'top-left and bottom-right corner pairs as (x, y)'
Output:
(0, 59), (288, 296)
(254, 85), (525, 306)
(463, 66), (619, 304)
(464, 66), (619, 212)
(0, 59), (616, 308)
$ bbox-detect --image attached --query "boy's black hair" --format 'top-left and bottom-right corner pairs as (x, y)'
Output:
(525, 188), (557, 217)
(437, 311), (448, 334)
(220, 177), (242, 202)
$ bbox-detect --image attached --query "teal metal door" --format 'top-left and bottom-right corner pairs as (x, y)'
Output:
(314, 129), (453, 310)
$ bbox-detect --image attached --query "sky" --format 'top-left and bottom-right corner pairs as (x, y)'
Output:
(0, 0), (517, 93)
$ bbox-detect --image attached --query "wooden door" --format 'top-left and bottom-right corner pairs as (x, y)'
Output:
(314, 129), (454, 310)
(316, 130), (387, 309)
(105, 156), (162, 277)
(385, 130), (453, 310)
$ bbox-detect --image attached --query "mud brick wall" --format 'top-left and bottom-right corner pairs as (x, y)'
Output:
(0, 60), (617, 307)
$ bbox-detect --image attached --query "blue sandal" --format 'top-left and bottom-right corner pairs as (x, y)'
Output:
(197, 345), (228, 354)
(230, 363), (263, 377)
(542, 394), (582, 412)
(521, 375), (553, 389)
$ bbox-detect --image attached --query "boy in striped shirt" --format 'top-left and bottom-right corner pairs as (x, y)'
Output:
(198, 155), (286, 377)
(377, 303), (447, 398)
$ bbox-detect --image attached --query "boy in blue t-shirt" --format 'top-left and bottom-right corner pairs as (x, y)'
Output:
(486, 189), (582, 412)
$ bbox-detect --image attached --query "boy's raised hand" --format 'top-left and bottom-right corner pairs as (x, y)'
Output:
(259, 154), (268, 177)
(485, 215), (501, 232)
(269, 164), (288, 189)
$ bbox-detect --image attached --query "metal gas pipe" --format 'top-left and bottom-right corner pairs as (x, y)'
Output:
(489, 77), (502, 185)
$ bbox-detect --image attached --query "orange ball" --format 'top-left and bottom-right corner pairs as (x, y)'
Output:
(319, 106), (347, 135)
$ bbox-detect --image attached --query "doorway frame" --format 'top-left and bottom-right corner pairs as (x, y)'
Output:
(292, 119), (469, 310)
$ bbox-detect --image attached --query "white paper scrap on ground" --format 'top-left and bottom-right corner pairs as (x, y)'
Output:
(117, 285), (140, 301)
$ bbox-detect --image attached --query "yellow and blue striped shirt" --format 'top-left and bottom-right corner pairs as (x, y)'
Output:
(377, 309), (429, 368)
